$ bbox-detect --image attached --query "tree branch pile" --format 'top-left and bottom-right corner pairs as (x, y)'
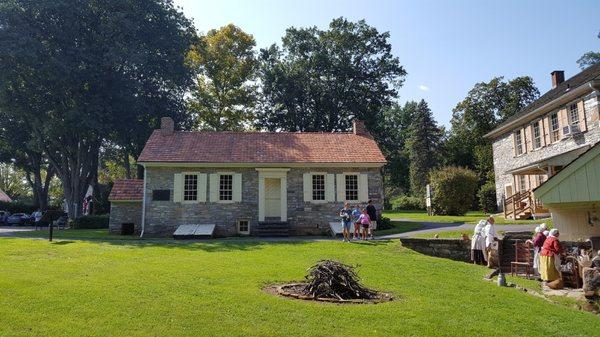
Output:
(302, 260), (378, 300)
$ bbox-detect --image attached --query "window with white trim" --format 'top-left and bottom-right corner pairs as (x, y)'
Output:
(345, 174), (359, 201)
(237, 219), (249, 235)
(532, 121), (542, 149)
(219, 174), (233, 201)
(550, 113), (559, 142)
(312, 174), (325, 201)
(514, 130), (524, 155)
(183, 174), (198, 201)
(568, 103), (579, 127)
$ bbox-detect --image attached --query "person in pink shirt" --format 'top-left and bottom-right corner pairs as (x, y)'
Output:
(358, 209), (371, 240)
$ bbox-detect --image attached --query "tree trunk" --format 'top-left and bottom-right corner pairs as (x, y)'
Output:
(123, 150), (132, 179)
(47, 134), (100, 219)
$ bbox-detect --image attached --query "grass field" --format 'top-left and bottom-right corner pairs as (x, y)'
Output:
(0, 235), (597, 337)
(373, 221), (424, 236)
(382, 210), (552, 226)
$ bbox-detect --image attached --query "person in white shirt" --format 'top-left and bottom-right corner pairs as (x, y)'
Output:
(483, 216), (497, 267)
(470, 220), (487, 265)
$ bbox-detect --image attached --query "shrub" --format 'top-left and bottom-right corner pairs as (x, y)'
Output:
(73, 215), (109, 229)
(478, 182), (498, 214)
(390, 195), (424, 211)
(429, 166), (478, 216)
(0, 201), (61, 214)
(376, 216), (392, 230)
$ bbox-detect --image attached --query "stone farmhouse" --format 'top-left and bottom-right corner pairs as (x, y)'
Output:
(108, 118), (386, 237)
(485, 63), (600, 220)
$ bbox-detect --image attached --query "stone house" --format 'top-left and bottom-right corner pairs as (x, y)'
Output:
(108, 118), (386, 237)
(485, 63), (600, 219)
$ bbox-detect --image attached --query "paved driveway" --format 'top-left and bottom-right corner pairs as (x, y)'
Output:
(0, 226), (37, 237)
(377, 219), (537, 239)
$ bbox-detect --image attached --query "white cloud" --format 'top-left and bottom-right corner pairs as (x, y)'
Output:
(418, 84), (430, 91)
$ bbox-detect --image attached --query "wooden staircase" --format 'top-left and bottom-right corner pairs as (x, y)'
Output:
(503, 191), (535, 220)
(255, 221), (290, 237)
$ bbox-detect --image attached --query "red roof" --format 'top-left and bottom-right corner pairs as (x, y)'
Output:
(109, 179), (143, 201)
(137, 130), (387, 164)
(0, 189), (11, 202)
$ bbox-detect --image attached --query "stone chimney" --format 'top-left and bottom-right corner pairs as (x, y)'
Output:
(551, 70), (565, 88)
(160, 117), (174, 136)
(352, 119), (368, 136)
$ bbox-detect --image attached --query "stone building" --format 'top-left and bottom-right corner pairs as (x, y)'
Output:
(485, 63), (600, 219)
(108, 118), (386, 237)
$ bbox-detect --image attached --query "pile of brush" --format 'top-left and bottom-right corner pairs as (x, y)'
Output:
(302, 260), (378, 300)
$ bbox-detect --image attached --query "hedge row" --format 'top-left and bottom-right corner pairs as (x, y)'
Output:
(0, 201), (61, 214)
(73, 215), (109, 229)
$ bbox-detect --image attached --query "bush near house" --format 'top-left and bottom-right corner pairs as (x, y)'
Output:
(429, 166), (478, 216)
(478, 182), (498, 214)
(390, 195), (424, 210)
(73, 215), (109, 229)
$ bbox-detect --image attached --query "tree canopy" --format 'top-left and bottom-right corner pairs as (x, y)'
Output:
(187, 24), (258, 130)
(256, 18), (406, 135)
(0, 0), (194, 217)
(577, 31), (600, 69)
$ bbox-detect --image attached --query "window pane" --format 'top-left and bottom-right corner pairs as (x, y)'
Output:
(345, 175), (358, 201)
(312, 174), (325, 200)
(219, 174), (233, 201)
(238, 220), (249, 233)
(184, 174), (198, 201)
(515, 131), (523, 155)
(550, 113), (559, 142)
(533, 122), (541, 149)
(569, 103), (579, 126)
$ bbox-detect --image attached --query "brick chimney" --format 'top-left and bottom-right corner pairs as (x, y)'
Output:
(160, 117), (174, 136)
(551, 70), (565, 88)
(352, 119), (368, 136)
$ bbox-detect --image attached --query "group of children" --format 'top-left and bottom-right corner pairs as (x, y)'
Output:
(339, 201), (377, 242)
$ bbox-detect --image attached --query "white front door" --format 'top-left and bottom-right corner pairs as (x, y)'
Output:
(264, 178), (281, 218)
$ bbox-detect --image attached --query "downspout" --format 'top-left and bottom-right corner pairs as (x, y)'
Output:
(140, 163), (147, 238)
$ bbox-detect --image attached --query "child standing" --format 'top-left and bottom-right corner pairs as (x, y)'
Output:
(358, 210), (371, 240)
(351, 204), (362, 240)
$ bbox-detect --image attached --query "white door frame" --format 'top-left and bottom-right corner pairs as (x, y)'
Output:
(257, 168), (289, 221)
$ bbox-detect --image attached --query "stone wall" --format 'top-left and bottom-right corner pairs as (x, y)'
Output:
(399, 238), (471, 262)
(492, 92), (600, 210)
(141, 166), (384, 237)
(109, 202), (142, 234)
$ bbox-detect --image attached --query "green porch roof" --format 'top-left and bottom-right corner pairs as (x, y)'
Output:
(534, 142), (600, 205)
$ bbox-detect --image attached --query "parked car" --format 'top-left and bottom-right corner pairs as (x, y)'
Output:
(0, 211), (9, 225)
(7, 213), (30, 225)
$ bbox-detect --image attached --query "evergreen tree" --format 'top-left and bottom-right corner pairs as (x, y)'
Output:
(407, 100), (442, 197)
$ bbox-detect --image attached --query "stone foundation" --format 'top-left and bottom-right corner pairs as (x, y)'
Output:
(399, 238), (471, 262)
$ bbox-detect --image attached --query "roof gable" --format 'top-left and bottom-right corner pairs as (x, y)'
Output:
(534, 142), (600, 204)
(137, 130), (387, 165)
(109, 179), (143, 201)
(486, 63), (600, 139)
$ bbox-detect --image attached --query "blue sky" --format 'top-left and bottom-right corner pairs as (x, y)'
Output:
(173, 0), (599, 127)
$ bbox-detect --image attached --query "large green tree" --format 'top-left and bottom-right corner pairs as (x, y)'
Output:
(406, 100), (443, 197)
(0, 0), (194, 217)
(577, 31), (600, 69)
(447, 76), (539, 183)
(256, 18), (406, 135)
(187, 24), (258, 131)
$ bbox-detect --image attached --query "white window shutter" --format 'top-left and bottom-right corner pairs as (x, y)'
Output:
(173, 173), (183, 202)
(209, 174), (219, 202)
(325, 174), (335, 202)
(358, 173), (369, 202)
(303, 173), (312, 202)
(336, 174), (345, 201)
(197, 173), (207, 202)
(232, 173), (242, 202)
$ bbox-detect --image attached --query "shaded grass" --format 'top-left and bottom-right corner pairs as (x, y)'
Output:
(374, 221), (423, 236)
(383, 210), (552, 226)
(0, 237), (597, 337)
(10, 228), (140, 240)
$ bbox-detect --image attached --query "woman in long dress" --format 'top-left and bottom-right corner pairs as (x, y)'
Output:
(531, 223), (547, 273)
(539, 228), (563, 282)
(471, 220), (487, 265)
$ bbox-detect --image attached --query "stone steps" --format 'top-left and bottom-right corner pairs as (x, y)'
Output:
(255, 221), (290, 237)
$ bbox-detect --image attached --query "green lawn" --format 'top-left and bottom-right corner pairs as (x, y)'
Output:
(383, 210), (552, 226)
(0, 235), (597, 337)
(410, 230), (512, 239)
